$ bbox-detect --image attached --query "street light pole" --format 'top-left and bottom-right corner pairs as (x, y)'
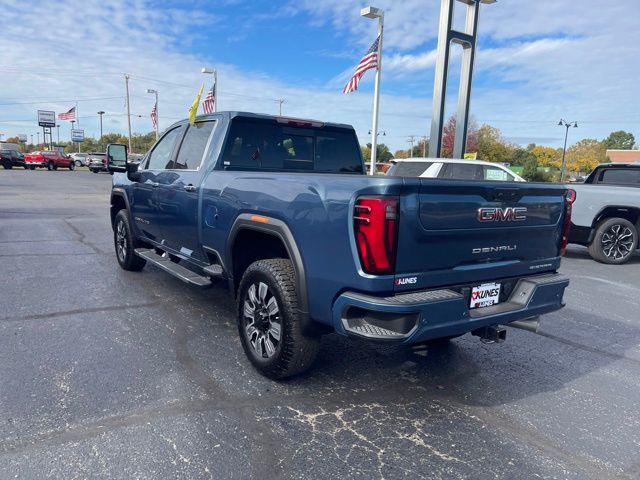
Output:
(56, 124), (60, 145)
(146, 89), (159, 140)
(97, 111), (105, 140)
(36, 132), (40, 147)
(558, 119), (578, 182)
(361, 6), (384, 176)
(201, 67), (218, 112)
(124, 74), (132, 153)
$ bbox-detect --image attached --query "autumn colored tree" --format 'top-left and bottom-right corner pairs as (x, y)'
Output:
(476, 124), (513, 164)
(531, 145), (561, 169)
(565, 139), (606, 174)
(441, 115), (478, 157)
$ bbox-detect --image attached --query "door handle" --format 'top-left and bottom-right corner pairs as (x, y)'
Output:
(151, 182), (159, 188)
(184, 184), (197, 192)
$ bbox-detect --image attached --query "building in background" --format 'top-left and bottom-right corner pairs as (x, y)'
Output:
(606, 149), (640, 163)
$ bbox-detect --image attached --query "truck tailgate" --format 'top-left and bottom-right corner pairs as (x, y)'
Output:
(394, 179), (567, 291)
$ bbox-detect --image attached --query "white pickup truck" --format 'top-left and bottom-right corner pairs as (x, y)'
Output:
(569, 162), (640, 264)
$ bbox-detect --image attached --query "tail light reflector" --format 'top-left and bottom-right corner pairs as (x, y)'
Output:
(353, 196), (399, 275)
(560, 189), (576, 256)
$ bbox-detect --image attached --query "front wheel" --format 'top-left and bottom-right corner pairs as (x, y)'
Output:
(30, 165), (36, 170)
(588, 217), (638, 264)
(75, 160), (81, 167)
(47, 161), (54, 171)
(2, 162), (11, 170)
(68, 162), (75, 171)
(237, 259), (320, 379)
(113, 210), (146, 271)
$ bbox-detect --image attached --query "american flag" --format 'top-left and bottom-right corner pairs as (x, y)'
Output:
(343, 35), (380, 94)
(150, 102), (157, 129)
(58, 107), (76, 121)
(202, 85), (215, 114)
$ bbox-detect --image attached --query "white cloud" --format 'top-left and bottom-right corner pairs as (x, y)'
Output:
(0, 0), (639, 152)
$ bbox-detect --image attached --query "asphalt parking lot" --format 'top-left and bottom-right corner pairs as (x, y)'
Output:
(0, 169), (639, 479)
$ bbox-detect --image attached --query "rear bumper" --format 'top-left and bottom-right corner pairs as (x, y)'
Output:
(332, 273), (569, 343)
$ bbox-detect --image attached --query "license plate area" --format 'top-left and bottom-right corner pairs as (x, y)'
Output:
(470, 282), (501, 309)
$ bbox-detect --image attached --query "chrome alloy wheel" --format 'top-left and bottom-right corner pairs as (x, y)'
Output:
(243, 282), (282, 358)
(602, 224), (634, 261)
(116, 220), (127, 262)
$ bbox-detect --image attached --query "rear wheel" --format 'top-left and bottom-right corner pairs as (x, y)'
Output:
(68, 162), (75, 171)
(113, 210), (146, 271)
(47, 161), (54, 171)
(75, 160), (81, 167)
(237, 259), (319, 379)
(2, 162), (11, 169)
(29, 165), (36, 170)
(588, 217), (638, 264)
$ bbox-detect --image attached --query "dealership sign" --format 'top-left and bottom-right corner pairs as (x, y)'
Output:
(37, 110), (56, 127)
(17, 134), (28, 143)
(71, 129), (85, 143)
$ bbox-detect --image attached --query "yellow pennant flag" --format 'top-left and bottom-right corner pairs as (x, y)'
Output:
(188, 84), (204, 125)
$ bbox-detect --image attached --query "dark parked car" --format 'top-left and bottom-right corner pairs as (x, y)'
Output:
(0, 149), (27, 169)
(107, 111), (571, 379)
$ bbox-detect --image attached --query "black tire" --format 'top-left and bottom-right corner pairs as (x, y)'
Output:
(91, 168), (98, 174)
(47, 161), (54, 171)
(30, 165), (36, 170)
(237, 259), (320, 379)
(3, 162), (11, 170)
(69, 162), (75, 171)
(23, 165), (28, 170)
(588, 217), (638, 264)
(113, 210), (146, 271)
(75, 160), (81, 167)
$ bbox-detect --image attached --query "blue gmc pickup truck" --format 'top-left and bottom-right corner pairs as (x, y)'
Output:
(107, 112), (571, 379)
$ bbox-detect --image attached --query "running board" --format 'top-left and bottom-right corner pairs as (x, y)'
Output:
(203, 264), (224, 278)
(135, 248), (212, 287)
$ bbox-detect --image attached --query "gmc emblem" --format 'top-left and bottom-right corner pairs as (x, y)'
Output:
(478, 207), (527, 222)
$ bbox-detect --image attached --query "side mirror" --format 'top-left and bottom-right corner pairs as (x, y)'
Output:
(107, 143), (128, 173)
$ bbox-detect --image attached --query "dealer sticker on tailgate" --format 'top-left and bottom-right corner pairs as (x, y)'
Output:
(470, 282), (501, 309)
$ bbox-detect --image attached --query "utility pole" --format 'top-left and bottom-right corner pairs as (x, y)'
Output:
(408, 135), (416, 158)
(361, 6), (384, 175)
(30, 134), (34, 146)
(558, 119), (578, 182)
(125, 74), (132, 152)
(97, 111), (105, 140)
(276, 98), (285, 116)
(56, 124), (60, 145)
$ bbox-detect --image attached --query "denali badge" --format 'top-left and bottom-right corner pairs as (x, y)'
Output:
(472, 245), (517, 254)
(478, 207), (527, 222)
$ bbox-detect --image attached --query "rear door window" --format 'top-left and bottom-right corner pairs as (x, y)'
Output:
(172, 121), (215, 170)
(440, 162), (483, 180)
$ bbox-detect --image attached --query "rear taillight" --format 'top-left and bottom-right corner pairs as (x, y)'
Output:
(560, 189), (576, 256)
(353, 196), (399, 275)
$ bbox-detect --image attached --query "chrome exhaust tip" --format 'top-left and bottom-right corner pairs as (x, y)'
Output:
(507, 317), (540, 333)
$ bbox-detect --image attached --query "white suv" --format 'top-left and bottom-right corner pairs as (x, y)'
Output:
(387, 158), (525, 182)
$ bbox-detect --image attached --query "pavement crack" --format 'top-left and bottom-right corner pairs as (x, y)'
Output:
(0, 302), (163, 323)
(62, 217), (106, 254)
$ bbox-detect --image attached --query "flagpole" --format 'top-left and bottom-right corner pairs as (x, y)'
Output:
(364, 7), (384, 176)
(214, 69), (218, 112)
(76, 101), (80, 153)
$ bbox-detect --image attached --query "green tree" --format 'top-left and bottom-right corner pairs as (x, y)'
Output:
(511, 148), (536, 167)
(603, 130), (635, 150)
(361, 143), (393, 163)
(476, 124), (514, 163)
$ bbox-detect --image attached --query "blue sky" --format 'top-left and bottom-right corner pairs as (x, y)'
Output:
(1, 0), (639, 151)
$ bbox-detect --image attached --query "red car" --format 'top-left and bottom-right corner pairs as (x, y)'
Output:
(24, 151), (75, 171)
